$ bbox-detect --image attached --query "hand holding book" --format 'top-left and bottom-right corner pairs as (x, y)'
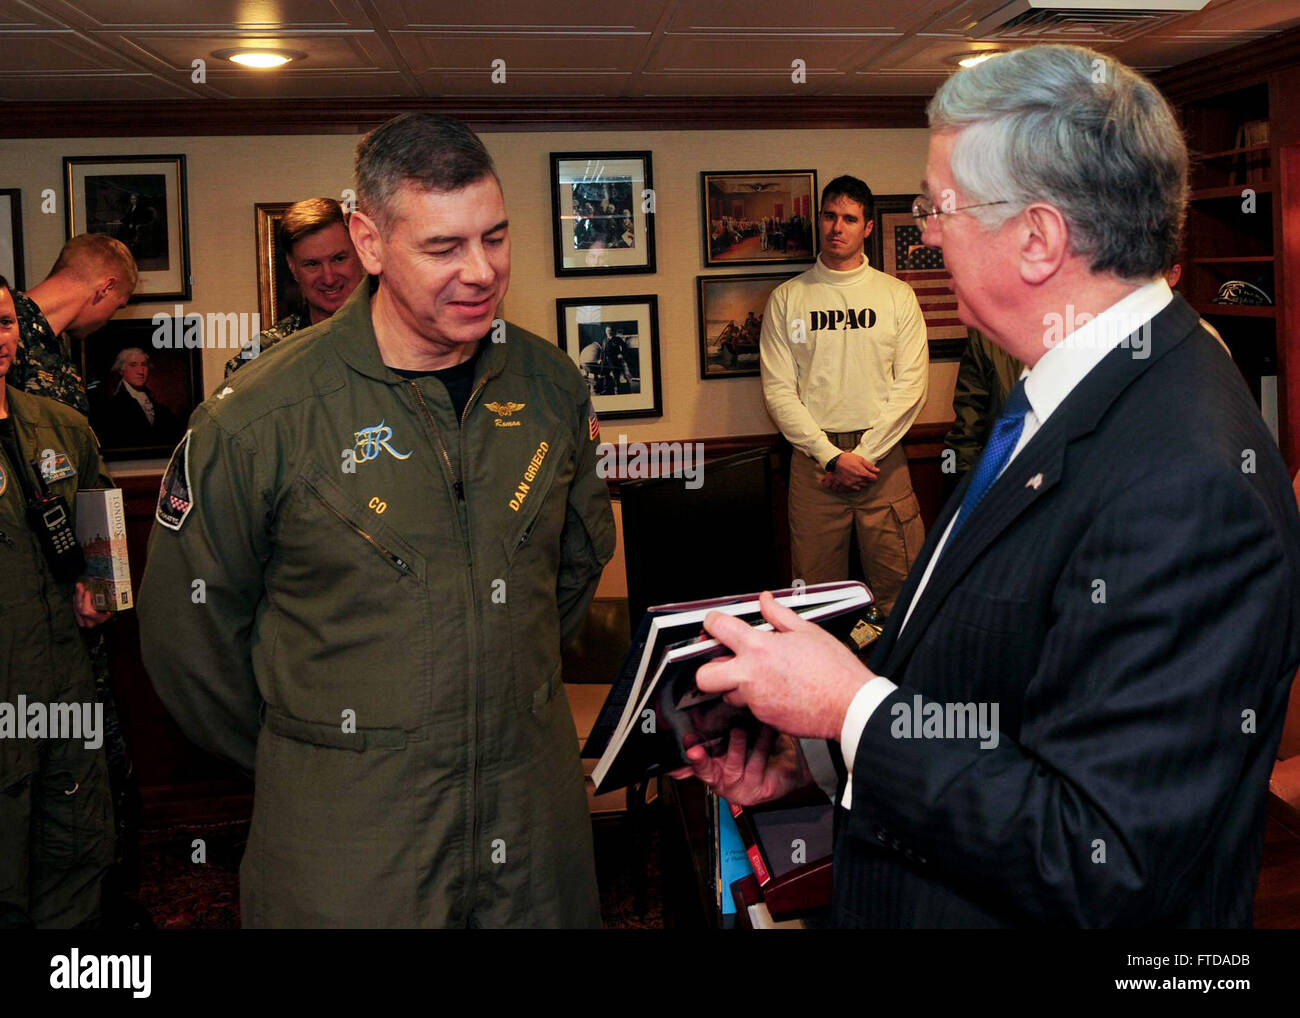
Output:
(668, 725), (813, 807)
(72, 580), (112, 628)
(695, 591), (875, 741)
(589, 581), (880, 794)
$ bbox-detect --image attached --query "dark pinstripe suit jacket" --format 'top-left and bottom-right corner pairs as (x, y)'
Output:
(833, 296), (1300, 927)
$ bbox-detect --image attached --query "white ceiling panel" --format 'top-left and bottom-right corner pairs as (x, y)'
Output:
(372, 0), (668, 30)
(0, 0), (1291, 103)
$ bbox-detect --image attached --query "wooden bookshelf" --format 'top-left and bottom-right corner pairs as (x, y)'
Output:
(1171, 74), (1289, 465)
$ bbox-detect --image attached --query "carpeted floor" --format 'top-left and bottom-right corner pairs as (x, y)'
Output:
(129, 817), (664, 929)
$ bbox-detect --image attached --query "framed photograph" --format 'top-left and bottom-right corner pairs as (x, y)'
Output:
(700, 170), (817, 268)
(63, 155), (191, 303)
(550, 151), (655, 276)
(556, 295), (662, 420)
(0, 189), (25, 290)
(75, 318), (200, 460)
(254, 202), (303, 326)
(696, 272), (796, 379)
(875, 193), (967, 361)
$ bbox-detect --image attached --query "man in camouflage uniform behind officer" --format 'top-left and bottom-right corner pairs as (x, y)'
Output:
(941, 329), (1024, 495)
(8, 233), (141, 925)
(139, 114), (615, 927)
(224, 197), (363, 377)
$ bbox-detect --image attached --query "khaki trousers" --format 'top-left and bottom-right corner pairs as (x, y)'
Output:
(788, 444), (925, 615)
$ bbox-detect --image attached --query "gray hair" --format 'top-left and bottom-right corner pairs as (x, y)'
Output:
(111, 346), (148, 375)
(927, 44), (1187, 280)
(354, 113), (498, 234)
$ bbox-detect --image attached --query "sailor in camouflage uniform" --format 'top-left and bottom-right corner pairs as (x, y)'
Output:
(9, 234), (141, 925)
(10, 234), (136, 416)
(10, 292), (91, 416)
(225, 197), (363, 377)
(223, 309), (306, 378)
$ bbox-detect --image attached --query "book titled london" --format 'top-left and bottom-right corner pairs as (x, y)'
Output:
(76, 488), (133, 611)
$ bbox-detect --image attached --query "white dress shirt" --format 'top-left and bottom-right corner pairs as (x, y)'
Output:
(120, 379), (156, 425)
(837, 279), (1174, 808)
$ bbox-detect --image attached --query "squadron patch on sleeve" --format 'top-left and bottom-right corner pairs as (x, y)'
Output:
(156, 429), (194, 532)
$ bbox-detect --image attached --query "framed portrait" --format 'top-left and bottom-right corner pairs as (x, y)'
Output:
(75, 318), (200, 460)
(0, 188), (25, 290)
(875, 193), (967, 361)
(550, 151), (655, 276)
(254, 202), (302, 326)
(700, 170), (817, 268)
(696, 272), (796, 379)
(63, 155), (191, 303)
(556, 295), (662, 420)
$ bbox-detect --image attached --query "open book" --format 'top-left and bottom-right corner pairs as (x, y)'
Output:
(588, 581), (881, 794)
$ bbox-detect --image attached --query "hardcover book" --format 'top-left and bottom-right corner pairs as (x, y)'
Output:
(76, 488), (133, 611)
(590, 582), (879, 793)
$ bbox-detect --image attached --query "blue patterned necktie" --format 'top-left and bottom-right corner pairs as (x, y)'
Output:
(950, 379), (1031, 538)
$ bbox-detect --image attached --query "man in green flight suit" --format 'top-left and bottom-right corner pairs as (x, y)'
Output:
(0, 275), (117, 928)
(7, 234), (141, 927)
(138, 114), (616, 928)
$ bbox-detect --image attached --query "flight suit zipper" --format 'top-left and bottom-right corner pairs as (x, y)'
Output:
(408, 376), (489, 502)
(408, 375), (490, 924)
(302, 479), (412, 575)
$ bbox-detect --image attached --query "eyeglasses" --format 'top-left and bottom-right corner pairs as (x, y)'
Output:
(911, 194), (1010, 222)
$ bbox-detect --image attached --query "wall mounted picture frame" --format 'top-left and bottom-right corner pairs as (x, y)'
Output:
(696, 271), (796, 379)
(700, 169), (817, 268)
(556, 294), (662, 420)
(64, 155), (191, 303)
(254, 201), (301, 326)
(550, 151), (655, 277)
(0, 188), (25, 290)
(875, 193), (968, 361)
(75, 318), (201, 461)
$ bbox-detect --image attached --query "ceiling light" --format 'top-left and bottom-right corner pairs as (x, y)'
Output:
(956, 52), (999, 68)
(213, 48), (306, 69)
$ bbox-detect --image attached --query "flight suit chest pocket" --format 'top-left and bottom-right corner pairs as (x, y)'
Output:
(293, 464), (426, 581)
(502, 437), (573, 563)
(266, 465), (431, 729)
(501, 439), (573, 712)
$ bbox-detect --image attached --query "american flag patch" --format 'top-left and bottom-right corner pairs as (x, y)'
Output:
(587, 402), (600, 441)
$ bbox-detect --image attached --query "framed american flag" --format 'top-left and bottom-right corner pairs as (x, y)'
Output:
(874, 194), (968, 361)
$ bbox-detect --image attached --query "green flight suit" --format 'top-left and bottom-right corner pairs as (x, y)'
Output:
(137, 282), (616, 928)
(943, 329), (1025, 481)
(0, 387), (115, 927)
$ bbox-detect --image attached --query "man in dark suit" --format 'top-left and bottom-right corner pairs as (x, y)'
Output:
(674, 43), (1300, 927)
